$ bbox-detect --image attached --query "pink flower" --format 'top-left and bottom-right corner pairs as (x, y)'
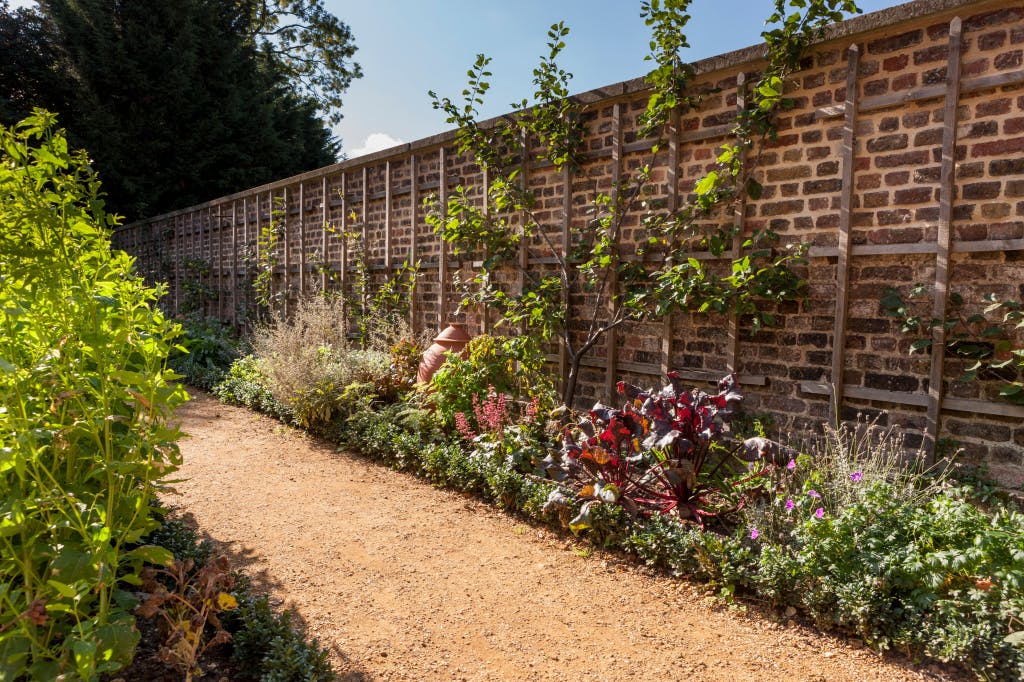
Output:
(808, 490), (821, 499)
(785, 498), (795, 511)
(814, 507), (825, 519)
(525, 396), (540, 422)
(750, 527), (760, 540)
(850, 471), (863, 483)
(454, 412), (476, 442)
(786, 458), (796, 470)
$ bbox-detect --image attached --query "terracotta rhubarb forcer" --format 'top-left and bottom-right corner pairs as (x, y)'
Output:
(417, 323), (472, 384)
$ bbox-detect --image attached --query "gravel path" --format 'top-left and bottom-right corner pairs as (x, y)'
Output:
(169, 390), (963, 681)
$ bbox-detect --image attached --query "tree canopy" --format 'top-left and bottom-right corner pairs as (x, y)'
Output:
(0, 0), (361, 219)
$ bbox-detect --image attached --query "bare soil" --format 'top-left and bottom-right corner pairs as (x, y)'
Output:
(166, 390), (967, 681)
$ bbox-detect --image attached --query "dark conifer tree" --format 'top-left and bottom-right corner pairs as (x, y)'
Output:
(0, 0), (356, 219)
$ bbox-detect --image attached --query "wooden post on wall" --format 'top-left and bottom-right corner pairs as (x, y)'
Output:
(321, 175), (329, 291)
(242, 197), (249, 322)
(438, 147), (448, 325)
(726, 73), (748, 374)
(230, 201), (237, 323)
(173, 215), (182, 312)
(830, 44), (861, 421)
(409, 155), (419, 332)
(481, 166), (491, 335)
(661, 109), (681, 377)
(925, 17), (963, 461)
(298, 182), (306, 296)
(217, 205), (225, 319)
(604, 101), (623, 404)
(361, 167), (369, 316)
(340, 172), (348, 294)
(385, 160), (393, 271)
(282, 187), (290, 317)
(560, 164), (572, 390)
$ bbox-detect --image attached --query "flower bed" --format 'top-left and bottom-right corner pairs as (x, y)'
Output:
(203, 311), (1024, 681)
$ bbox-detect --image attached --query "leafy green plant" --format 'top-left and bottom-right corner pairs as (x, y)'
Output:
(168, 315), (241, 390)
(0, 111), (186, 679)
(227, 583), (335, 682)
(882, 286), (1024, 404)
(214, 354), (289, 418)
(427, 334), (557, 431)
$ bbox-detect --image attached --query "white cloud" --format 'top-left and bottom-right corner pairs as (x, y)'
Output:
(347, 132), (403, 159)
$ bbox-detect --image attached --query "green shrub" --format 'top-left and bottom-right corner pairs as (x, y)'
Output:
(167, 315), (240, 389)
(0, 112), (186, 679)
(228, 582), (335, 682)
(142, 513), (214, 569)
(427, 334), (557, 431)
(214, 354), (289, 418)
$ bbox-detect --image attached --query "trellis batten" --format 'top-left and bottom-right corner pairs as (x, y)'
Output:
(115, 0), (1024, 482)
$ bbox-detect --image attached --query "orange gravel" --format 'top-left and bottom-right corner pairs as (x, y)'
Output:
(168, 390), (966, 681)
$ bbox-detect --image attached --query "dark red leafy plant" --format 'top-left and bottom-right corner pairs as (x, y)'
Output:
(543, 373), (779, 532)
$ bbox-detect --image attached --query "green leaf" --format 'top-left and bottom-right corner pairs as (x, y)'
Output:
(125, 544), (175, 567)
(46, 579), (78, 599)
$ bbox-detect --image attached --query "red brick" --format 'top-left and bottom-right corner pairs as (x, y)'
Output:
(760, 199), (805, 216)
(885, 170), (911, 185)
(914, 44), (948, 65)
(875, 150), (930, 168)
(977, 98), (1012, 117)
(868, 30), (923, 54)
(1006, 180), (1024, 197)
(863, 192), (889, 208)
(902, 111), (931, 128)
(864, 78), (889, 96)
(965, 8), (1024, 31)
(857, 174), (881, 190)
(1005, 117), (1024, 135)
(990, 221), (1024, 239)
(801, 130), (823, 144)
(914, 128), (942, 147)
(970, 136), (1024, 157)
(807, 146), (832, 160)
(867, 133), (909, 152)
(995, 50), (1024, 70)
(817, 160), (840, 176)
(955, 162), (984, 179)
(979, 30), (1008, 51)
(963, 121), (999, 138)
(883, 54), (909, 71)
(867, 227), (923, 244)
(803, 179), (842, 194)
(955, 223), (988, 241)
(767, 166), (811, 182)
(895, 187), (934, 204)
(982, 204), (1011, 219)
(893, 73), (917, 91)
(803, 73), (825, 89)
(812, 90), (833, 107)
(991, 158), (1024, 175)
(963, 58), (990, 78)
(877, 209), (912, 225)
(923, 67), (947, 85)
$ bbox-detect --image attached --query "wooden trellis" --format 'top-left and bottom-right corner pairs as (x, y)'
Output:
(113, 1), (1024, 464)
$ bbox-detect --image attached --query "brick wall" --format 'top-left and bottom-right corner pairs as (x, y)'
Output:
(115, 0), (1024, 484)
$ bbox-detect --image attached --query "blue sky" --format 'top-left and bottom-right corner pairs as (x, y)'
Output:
(330, 0), (903, 157)
(10, 0), (904, 157)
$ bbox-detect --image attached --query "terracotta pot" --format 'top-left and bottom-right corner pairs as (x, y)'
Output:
(417, 323), (473, 384)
